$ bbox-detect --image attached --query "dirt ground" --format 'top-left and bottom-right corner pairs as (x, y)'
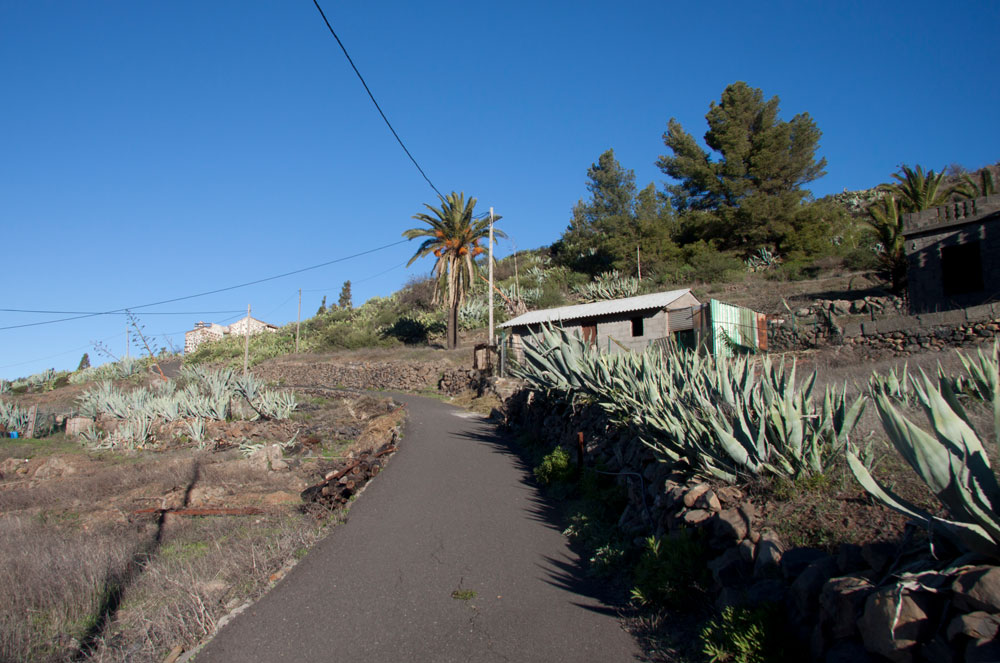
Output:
(0, 381), (405, 663)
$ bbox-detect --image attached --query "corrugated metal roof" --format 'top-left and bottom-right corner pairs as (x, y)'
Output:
(498, 289), (695, 328)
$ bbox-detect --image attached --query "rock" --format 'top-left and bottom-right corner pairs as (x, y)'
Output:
(712, 508), (749, 546)
(737, 539), (756, 563)
(837, 543), (866, 574)
(681, 508), (713, 526)
(858, 587), (932, 663)
(33, 456), (77, 479)
(952, 565), (1000, 613)
(754, 530), (784, 579)
(782, 547), (829, 580)
(662, 482), (687, 510)
(708, 547), (750, 588)
(789, 555), (838, 617)
(715, 485), (744, 505)
(1, 457), (29, 477)
(682, 483), (710, 508)
(832, 300), (851, 315)
(966, 637), (1000, 663)
(820, 575), (875, 640)
(861, 541), (897, 575)
(249, 444), (289, 472)
(948, 611), (1000, 642)
(693, 489), (721, 512)
(823, 640), (875, 663)
(918, 636), (954, 663)
(850, 300), (868, 314)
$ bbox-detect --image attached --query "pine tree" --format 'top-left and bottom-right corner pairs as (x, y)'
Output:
(316, 296), (327, 316)
(657, 81), (827, 252)
(77, 353), (90, 371)
(338, 281), (353, 309)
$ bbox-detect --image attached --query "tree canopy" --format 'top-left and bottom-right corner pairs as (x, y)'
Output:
(657, 82), (828, 251)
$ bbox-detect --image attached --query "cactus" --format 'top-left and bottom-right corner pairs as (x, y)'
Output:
(847, 372), (1000, 558)
(571, 270), (642, 303)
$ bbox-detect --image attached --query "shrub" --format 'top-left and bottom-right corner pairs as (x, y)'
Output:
(630, 533), (711, 610)
(533, 447), (573, 485)
(700, 604), (797, 663)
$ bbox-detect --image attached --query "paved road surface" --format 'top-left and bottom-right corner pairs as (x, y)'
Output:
(195, 393), (639, 662)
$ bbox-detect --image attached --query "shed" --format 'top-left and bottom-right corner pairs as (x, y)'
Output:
(903, 194), (1000, 313)
(498, 289), (701, 360)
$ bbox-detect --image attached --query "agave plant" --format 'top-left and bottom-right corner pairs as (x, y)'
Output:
(571, 270), (642, 303)
(848, 372), (1000, 558)
(870, 363), (913, 404)
(955, 340), (1000, 450)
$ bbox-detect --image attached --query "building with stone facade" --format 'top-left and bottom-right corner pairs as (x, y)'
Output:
(184, 316), (278, 354)
(903, 194), (1000, 313)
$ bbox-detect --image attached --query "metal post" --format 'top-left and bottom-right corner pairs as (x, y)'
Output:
(488, 207), (495, 348)
(295, 289), (302, 354)
(242, 304), (251, 376)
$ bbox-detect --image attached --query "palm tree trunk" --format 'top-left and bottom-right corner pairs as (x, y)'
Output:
(448, 302), (459, 349)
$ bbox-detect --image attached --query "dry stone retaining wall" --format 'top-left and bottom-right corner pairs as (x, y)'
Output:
(769, 298), (1000, 358)
(254, 359), (483, 395)
(500, 388), (1000, 662)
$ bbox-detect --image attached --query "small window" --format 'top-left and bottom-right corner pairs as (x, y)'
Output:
(630, 316), (644, 337)
(941, 242), (984, 296)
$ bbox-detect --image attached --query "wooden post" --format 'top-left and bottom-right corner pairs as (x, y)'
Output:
(637, 244), (642, 280)
(242, 304), (251, 376)
(488, 207), (495, 347)
(295, 289), (302, 354)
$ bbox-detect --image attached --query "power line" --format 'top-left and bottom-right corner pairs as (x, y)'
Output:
(0, 309), (244, 316)
(310, 0), (444, 200)
(0, 239), (409, 332)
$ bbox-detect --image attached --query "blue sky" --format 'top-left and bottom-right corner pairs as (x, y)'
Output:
(2, 1), (998, 379)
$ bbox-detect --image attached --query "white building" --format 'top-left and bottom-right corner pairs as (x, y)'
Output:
(184, 316), (278, 354)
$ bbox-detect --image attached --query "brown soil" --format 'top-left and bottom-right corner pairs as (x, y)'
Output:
(0, 381), (404, 663)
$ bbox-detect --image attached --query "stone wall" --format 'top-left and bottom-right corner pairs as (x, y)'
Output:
(253, 359), (483, 395)
(499, 389), (1000, 661)
(768, 298), (1000, 358)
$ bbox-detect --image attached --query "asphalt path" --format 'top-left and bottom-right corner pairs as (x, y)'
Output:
(195, 393), (639, 662)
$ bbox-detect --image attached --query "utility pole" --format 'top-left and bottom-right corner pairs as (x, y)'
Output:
(295, 288), (302, 354)
(242, 304), (251, 376)
(637, 244), (642, 280)
(488, 207), (495, 347)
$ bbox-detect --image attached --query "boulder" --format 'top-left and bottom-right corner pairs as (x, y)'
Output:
(819, 575), (875, 640)
(33, 456), (78, 479)
(712, 508), (749, 546)
(682, 483), (711, 508)
(709, 547), (751, 588)
(947, 611), (1000, 642)
(754, 530), (784, 579)
(788, 555), (839, 617)
(782, 547), (829, 580)
(858, 587), (932, 663)
(952, 565), (1000, 613)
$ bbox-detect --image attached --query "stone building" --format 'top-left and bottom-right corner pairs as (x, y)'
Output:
(184, 316), (278, 354)
(498, 289), (702, 360)
(904, 194), (1000, 313)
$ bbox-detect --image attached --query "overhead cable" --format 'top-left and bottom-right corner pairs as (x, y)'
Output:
(0, 239), (409, 331)
(310, 0), (444, 199)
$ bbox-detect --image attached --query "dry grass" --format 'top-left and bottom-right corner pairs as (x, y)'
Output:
(0, 516), (144, 663)
(0, 389), (401, 663)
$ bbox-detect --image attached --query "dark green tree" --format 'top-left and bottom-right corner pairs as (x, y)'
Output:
(316, 295), (327, 316)
(338, 281), (353, 309)
(656, 82), (828, 251)
(77, 353), (90, 371)
(558, 149), (676, 276)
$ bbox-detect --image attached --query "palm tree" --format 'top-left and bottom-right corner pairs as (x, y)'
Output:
(864, 195), (907, 292)
(956, 168), (997, 199)
(881, 164), (953, 212)
(403, 192), (504, 349)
